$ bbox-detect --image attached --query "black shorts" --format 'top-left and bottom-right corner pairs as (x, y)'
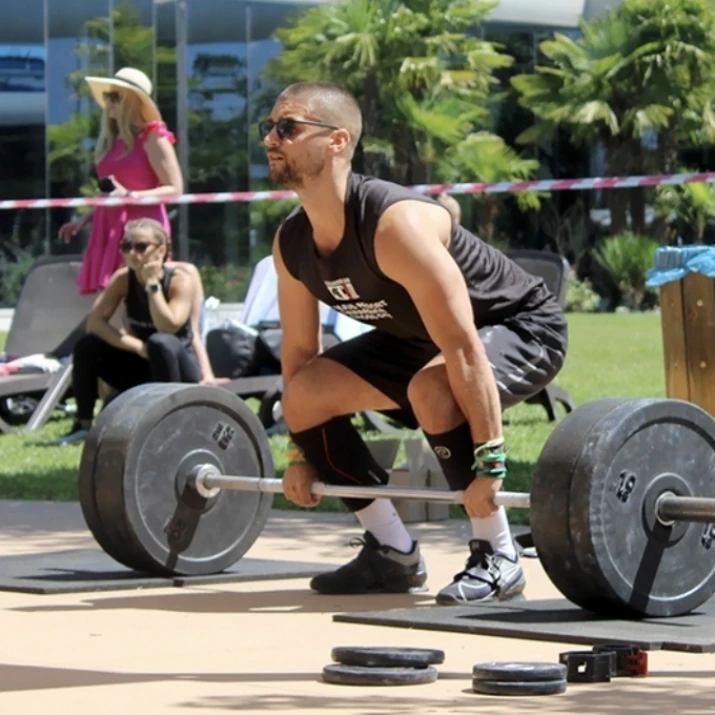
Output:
(321, 315), (568, 429)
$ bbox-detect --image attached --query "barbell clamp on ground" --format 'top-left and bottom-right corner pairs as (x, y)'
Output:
(190, 463), (533, 509)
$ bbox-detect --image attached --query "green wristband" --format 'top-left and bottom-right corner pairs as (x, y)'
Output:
(472, 438), (507, 479)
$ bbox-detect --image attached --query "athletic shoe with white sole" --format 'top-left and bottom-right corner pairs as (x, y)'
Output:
(436, 538), (525, 605)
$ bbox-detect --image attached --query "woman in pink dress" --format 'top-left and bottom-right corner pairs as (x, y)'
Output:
(58, 67), (184, 295)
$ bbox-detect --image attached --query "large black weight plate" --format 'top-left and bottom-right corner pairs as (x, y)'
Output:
(472, 661), (567, 682)
(322, 664), (438, 686)
(569, 398), (715, 618)
(331, 646), (445, 668)
(471, 678), (567, 696)
(531, 399), (631, 613)
(93, 383), (274, 576)
(78, 393), (156, 571)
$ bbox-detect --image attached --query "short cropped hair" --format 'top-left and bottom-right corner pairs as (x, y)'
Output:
(124, 218), (171, 253)
(278, 81), (363, 158)
(436, 193), (462, 224)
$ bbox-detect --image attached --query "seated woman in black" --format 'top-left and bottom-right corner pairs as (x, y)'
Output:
(58, 217), (201, 444)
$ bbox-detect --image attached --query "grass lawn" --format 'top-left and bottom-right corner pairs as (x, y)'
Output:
(0, 314), (667, 522)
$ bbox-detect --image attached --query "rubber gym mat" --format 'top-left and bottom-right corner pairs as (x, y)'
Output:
(0, 548), (335, 595)
(333, 597), (715, 653)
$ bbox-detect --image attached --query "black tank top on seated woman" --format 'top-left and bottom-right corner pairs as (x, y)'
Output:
(124, 266), (193, 350)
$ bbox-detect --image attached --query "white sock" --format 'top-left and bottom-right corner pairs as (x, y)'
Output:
(470, 507), (516, 559)
(355, 499), (414, 553)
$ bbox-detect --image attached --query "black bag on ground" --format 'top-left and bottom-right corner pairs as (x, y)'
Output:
(206, 324), (259, 378)
(252, 321), (283, 374)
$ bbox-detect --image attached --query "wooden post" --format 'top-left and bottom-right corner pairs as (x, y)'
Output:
(661, 272), (715, 417)
(659, 280), (689, 401)
(682, 273), (715, 417)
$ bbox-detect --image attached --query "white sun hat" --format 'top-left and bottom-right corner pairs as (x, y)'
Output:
(84, 67), (161, 119)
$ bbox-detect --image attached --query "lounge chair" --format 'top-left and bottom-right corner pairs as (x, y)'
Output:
(0, 254), (95, 433)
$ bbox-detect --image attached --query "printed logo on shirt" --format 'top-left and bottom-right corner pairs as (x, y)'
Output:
(324, 277), (360, 301)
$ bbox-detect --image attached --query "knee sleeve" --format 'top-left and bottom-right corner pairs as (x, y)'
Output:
(423, 421), (475, 511)
(289, 416), (390, 512)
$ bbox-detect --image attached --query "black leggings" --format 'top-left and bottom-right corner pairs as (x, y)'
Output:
(72, 332), (201, 421)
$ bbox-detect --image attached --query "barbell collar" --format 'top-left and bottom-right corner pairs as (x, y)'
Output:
(192, 464), (531, 509)
(657, 494), (715, 525)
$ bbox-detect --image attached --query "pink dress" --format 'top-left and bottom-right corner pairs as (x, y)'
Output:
(77, 120), (176, 295)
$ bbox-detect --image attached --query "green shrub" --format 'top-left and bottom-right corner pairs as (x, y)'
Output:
(0, 255), (34, 308)
(594, 232), (660, 310)
(564, 272), (601, 313)
(198, 264), (254, 303)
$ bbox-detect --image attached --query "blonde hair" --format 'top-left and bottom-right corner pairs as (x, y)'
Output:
(95, 90), (161, 161)
(124, 218), (171, 254)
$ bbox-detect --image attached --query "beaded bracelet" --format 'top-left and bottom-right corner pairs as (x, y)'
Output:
(472, 437), (507, 479)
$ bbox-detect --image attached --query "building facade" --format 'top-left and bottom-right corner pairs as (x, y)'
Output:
(0, 0), (618, 306)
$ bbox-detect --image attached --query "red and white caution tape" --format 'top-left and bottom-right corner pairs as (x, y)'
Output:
(1, 171), (714, 211)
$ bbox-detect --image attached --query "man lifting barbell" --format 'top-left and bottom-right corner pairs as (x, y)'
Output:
(260, 81), (568, 604)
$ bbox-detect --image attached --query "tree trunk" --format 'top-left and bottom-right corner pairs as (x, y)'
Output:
(657, 121), (679, 175)
(478, 200), (499, 243)
(606, 141), (629, 235)
(391, 127), (412, 185)
(361, 70), (382, 176)
(627, 140), (647, 236)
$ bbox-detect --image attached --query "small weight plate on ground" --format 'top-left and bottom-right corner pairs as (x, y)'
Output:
(322, 664), (438, 686)
(78, 392), (156, 572)
(331, 646), (445, 668)
(531, 399), (631, 613)
(568, 398), (715, 618)
(472, 661), (567, 682)
(93, 383), (274, 576)
(472, 678), (567, 696)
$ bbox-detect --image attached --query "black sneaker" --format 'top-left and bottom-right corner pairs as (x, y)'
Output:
(310, 531), (427, 595)
(435, 539), (526, 605)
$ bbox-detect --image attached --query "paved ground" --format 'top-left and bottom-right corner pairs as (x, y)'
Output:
(0, 500), (713, 714)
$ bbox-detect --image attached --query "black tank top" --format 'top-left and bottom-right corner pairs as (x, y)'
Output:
(279, 172), (561, 341)
(125, 266), (193, 349)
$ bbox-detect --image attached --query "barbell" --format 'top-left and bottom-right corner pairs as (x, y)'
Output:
(78, 383), (715, 620)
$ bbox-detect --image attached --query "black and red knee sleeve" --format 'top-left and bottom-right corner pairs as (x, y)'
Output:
(289, 416), (389, 512)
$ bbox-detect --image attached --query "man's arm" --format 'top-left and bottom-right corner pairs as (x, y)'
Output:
(86, 269), (146, 356)
(373, 201), (502, 444)
(272, 229), (321, 384)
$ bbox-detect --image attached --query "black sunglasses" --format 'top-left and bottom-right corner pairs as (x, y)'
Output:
(258, 117), (339, 140)
(103, 91), (122, 103)
(120, 240), (156, 255)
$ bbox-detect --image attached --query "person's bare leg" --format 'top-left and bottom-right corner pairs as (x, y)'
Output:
(281, 356), (399, 430)
(408, 355), (516, 558)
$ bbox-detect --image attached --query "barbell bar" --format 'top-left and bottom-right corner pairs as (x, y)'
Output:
(189, 464), (532, 508)
(77, 383), (715, 620)
(656, 494), (715, 525)
(191, 465), (715, 525)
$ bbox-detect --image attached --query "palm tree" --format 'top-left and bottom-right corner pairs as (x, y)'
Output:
(511, 15), (672, 235)
(264, 0), (514, 182)
(511, 0), (715, 236)
(438, 132), (541, 242)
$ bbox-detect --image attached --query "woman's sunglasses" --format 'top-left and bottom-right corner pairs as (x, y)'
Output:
(120, 240), (156, 255)
(103, 91), (122, 104)
(258, 117), (339, 141)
